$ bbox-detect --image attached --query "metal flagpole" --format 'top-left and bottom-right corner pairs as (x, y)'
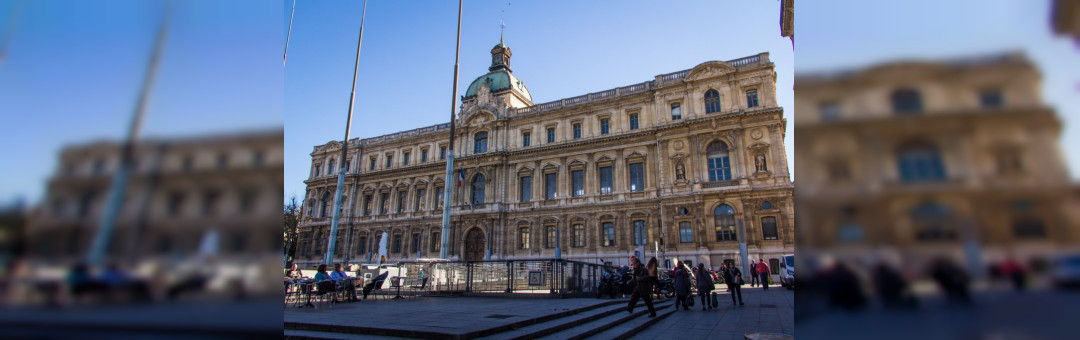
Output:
(325, 0), (368, 266)
(284, 0), (296, 66)
(85, 4), (170, 267)
(440, 0), (463, 259)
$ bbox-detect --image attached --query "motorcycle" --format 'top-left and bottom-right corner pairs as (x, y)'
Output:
(655, 277), (675, 298)
(596, 266), (636, 299)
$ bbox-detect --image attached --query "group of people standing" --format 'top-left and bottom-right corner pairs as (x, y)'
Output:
(626, 256), (773, 315)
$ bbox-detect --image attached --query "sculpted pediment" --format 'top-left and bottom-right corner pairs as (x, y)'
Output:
(685, 61), (737, 81)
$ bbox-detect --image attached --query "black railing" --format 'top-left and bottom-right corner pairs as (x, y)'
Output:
(371, 259), (608, 297)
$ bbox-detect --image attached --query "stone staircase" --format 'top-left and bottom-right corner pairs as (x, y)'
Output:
(284, 298), (676, 340)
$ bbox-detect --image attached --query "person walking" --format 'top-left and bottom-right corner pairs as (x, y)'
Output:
(721, 262), (744, 306)
(696, 263), (714, 311)
(646, 257), (660, 299)
(756, 259), (771, 290)
(626, 256), (657, 317)
(750, 263), (759, 287)
(673, 264), (691, 310)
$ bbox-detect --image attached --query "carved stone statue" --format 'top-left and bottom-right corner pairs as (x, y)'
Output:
(675, 162), (686, 180)
(755, 153), (767, 172)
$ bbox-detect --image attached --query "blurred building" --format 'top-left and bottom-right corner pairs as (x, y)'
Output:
(25, 130), (283, 265)
(1053, 0), (1080, 43)
(794, 52), (1079, 269)
(296, 42), (794, 270)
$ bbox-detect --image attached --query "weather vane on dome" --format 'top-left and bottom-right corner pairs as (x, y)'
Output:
(500, 2), (510, 43)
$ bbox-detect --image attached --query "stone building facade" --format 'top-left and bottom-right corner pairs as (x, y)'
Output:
(26, 130), (284, 264)
(795, 53), (1080, 268)
(297, 43), (793, 271)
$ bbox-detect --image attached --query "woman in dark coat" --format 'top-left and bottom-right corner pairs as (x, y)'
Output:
(695, 263), (714, 311)
(673, 264), (692, 310)
(721, 262), (744, 306)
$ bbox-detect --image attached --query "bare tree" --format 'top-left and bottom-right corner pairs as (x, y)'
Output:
(283, 196), (301, 265)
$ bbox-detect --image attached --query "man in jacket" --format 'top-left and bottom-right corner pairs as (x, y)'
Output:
(330, 264), (359, 302)
(626, 257), (657, 317)
(721, 262), (745, 306)
(756, 259), (771, 290)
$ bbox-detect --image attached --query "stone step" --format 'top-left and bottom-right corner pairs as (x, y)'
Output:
(284, 328), (409, 339)
(535, 301), (674, 340)
(585, 307), (676, 340)
(285, 299), (626, 339)
(474, 299), (661, 340)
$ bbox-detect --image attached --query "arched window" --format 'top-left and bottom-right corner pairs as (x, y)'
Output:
(320, 192), (330, 218)
(714, 204), (736, 241)
(328, 159), (335, 175)
(707, 142), (732, 181)
(704, 89), (721, 113)
(1013, 217), (1045, 239)
(572, 224), (585, 247)
(474, 132), (488, 153)
(897, 141), (946, 182)
(911, 202), (955, 241)
(471, 174), (485, 204)
(545, 226), (557, 248)
(892, 89), (923, 114)
(519, 227), (530, 249)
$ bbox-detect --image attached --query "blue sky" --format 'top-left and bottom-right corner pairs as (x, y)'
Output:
(798, 0), (1080, 179)
(0, 0), (283, 206)
(283, 0), (796, 204)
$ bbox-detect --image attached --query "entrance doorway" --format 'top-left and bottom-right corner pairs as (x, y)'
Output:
(464, 227), (485, 262)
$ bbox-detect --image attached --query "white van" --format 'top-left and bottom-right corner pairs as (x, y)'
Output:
(779, 255), (794, 290)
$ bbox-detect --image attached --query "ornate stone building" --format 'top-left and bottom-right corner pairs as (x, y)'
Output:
(297, 42), (793, 271)
(26, 130), (283, 264)
(795, 53), (1080, 268)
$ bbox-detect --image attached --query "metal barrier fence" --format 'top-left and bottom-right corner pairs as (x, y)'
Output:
(369, 259), (610, 297)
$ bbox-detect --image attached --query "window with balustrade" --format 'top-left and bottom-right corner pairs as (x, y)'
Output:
(707, 142), (732, 181)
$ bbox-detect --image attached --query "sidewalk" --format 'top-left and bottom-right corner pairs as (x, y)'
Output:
(629, 284), (795, 340)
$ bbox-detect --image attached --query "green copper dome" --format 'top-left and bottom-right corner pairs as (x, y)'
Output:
(463, 41), (532, 102)
(464, 70), (531, 101)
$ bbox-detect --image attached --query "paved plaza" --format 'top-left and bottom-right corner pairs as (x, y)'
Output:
(283, 284), (794, 339)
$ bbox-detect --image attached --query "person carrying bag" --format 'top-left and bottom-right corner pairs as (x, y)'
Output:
(721, 262), (745, 306)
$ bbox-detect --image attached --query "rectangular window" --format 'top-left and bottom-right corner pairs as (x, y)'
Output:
(761, 217), (779, 240)
(746, 90), (759, 108)
(573, 224), (585, 247)
(679, 221), (692, 243)
(708, 157), (732, 181)
(369, 157), (376, 171)
(599, 166), (613, 195)
(519, 228), (530, 249)
(573, 123), (581, 139)
(363, 194), (372, 216)
(820, 102), (840, 121)
(440, 146), (446, 160)
(522, 132), (530, 147)
(980, 90), (1003, 108)
(415, 189), (425, 211)
(629, 163), (644, 192)
(770, 259), (780, 275)
(431, 232), (440, 252)
(380, 193), (389, 214)
(392, 235), (401, 254)
(520, 176), (532, 202)
(403, 152), (410, 166)
(600, 118), (610, 135)
(571, 170), (584, 197)
(547, 127), (555, 143)
(633, 220), (646, 246)
(397, 190), (406, 213)
(435, 186), (444, 209)
(629, 113), (639, 130)
(602, 222), (615, 247)
(545, 226), (556, 249)
(671, 104), (681, 120)
(386, 155), (393, 168)
(421, 149), (428, 163)
(545, 173), (557, 199)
